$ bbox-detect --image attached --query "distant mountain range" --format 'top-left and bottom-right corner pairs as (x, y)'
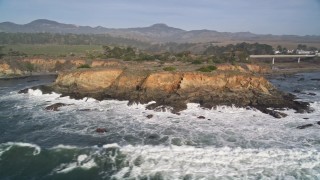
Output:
(1, 19), (320, 44)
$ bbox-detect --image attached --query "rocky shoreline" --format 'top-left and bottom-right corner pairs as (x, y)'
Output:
(19, 67), (313, 118)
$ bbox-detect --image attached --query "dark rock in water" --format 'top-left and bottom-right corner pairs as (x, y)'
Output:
(258, 109), (288, 119)
(96, 128), (107, 133)
(311, 78), (320, 81)
(303, 118), (309, 120)
(171, 138), (183, 146)
(18, 85), (54, 94)
(133, 156), (144, 166)
(297, 124), (313, 129)
(293, 89), (307, 95)
(308, 93), (316, 96)
(293, 89), (302, 93)
(293, 101), (314, 113)
(147, 133), (160, 140)
(197, 116), (206, 119)
(45, 103), (67, 111)
(317, 121), (320, 125)
(78, 109), (91, 111)
(18, 88), (30, 94)
(146, 114), (153, 119)
(297, 78), (305, 81)
(275, 108), (287, 111)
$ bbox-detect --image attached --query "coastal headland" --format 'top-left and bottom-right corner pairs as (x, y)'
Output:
(9, 58), (313, 118)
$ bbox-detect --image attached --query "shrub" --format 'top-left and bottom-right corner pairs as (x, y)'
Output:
(197, 65), (217, 72)
(163, 66), (176, 71)
(77, 64), (91, 69)
(191, 60), (202, 64)
(207, 65), (217, 71)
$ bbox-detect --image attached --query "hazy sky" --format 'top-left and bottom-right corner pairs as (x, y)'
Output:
(0, 0), (319, 35)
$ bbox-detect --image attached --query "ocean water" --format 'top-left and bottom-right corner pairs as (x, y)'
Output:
(0, 73), (320, 180)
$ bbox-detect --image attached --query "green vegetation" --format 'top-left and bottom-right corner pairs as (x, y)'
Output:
(2, 44), (102, 57)
(77, 64), (91, 69)
(297, 44), (318, 51)
(23, 62), (35, 75)
(0, 32), (282, 65)
(191, 60), (202, 64)
(204, 42), (273, 63)
(197, 65), (217, 72)
(147, 42), (196, 53)
(0, 32), (149, 48)
(163, 66), (176, 71)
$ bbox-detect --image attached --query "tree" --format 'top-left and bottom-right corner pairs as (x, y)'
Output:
(277, 45), (283, 52)
(102, 45), (111, 56)
(24, 62), (35, 75)
(308, 46), (318, 51)
(297, 44), (307, 50)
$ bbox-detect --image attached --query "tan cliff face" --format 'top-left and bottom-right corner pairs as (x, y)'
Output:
(0, 58), (124, 77)
(141, 73), (183, 93)
(0, 63), (23, 76)
(55, 69), (123, 91)
(216, 64), (270, 74)
(53, 68), (274, 95)
(21, 59), (67, 72)
(0, 57), (271, 78)
(91, 60), (121, 68)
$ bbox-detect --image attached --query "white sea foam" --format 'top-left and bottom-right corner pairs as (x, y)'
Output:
(103, 143), (120, 149)
(0, 146), (12, 157)
(112, 145), (320, 179)
(3, 80), (320, 178)
(54, 154), (97, 174)
(0, 142), (41, 155)
(77, 154), (88, 163)
(28, 89), (43, 96)
(10, 87), (320, 150)
(50, 144), (79, 150)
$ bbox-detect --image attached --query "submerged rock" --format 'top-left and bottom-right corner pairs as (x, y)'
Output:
(308, 93), (316, 96)
(45, 103), (68, 111)
(96, 128), (107, 133)
(255, 108), (288, 119)
(197, 116), (206, 119)
(146, 114), (153, 119)
(78, 109), (91, 111)
(171, 138), (183, 146)
(18, 85), (54, 94)
(297, 124), (313, 129)
(18, 88), (29, 94)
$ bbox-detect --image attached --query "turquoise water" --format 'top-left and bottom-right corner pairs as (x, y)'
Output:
(0, 73), (320, 179)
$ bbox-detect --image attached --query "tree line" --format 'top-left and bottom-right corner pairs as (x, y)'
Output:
(0, 32), (149, 48)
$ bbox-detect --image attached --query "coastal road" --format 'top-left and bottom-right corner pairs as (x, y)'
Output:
(249, 54), (317, 64)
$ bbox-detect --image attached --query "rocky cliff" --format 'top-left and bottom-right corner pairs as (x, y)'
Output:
(26, 68), (311, 118)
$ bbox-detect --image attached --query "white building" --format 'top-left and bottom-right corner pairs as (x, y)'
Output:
(296, 49), (313, 55)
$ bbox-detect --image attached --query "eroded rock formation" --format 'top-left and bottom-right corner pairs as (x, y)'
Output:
(26, 67), (312, 118)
